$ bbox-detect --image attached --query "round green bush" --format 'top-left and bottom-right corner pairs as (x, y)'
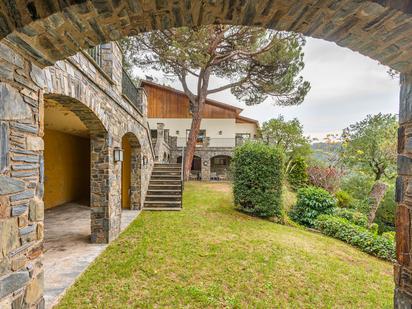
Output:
(232, 142), (284, 218)
(335, 190), (353, 208)
(289, 186), (336, 227)
(331, 208), (368, 228)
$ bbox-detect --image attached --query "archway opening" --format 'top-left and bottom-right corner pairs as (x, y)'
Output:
(177, 155), (201, 180)
(210, 155), (232, 181)
(121, 133), (142, 210)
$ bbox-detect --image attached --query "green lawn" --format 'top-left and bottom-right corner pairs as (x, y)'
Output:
(57, 182), (393, 308)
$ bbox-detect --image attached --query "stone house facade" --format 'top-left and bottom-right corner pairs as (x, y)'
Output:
(143, 81), (259, 181)
(0, 41), (154, 308)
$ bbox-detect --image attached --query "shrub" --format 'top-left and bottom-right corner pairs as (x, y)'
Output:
(382, 231), (395, 242)
(314, 215), (395, 261)
(369, 223), (379, 235)
(288, 157), (308, 190)
(375, 184), (396, 233)
(335, 190), (353, 208)
(307, 165), (344, 193)
(232, 142), (284, 218)
(289, 186), (336, 227)
(331, 208), (368, 228)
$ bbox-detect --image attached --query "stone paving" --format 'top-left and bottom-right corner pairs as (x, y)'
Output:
(43, 203), (139, 308)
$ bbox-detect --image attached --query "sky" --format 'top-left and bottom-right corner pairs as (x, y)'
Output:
(132, 37), (400, 140)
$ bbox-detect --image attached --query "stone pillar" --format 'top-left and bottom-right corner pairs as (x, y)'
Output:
(201, 154), (211, 181)
(155, 123), (165, 162)
(90, 134), (119, 243)
(395, 72), (412, 308)
(0, 43), (45, 308)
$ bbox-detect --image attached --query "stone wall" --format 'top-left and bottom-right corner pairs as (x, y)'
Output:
(0, 41), (154, 308)
(0, 1), (411, 73)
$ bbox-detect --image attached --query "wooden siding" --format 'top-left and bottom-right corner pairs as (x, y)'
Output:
(144, 83), (239, 119)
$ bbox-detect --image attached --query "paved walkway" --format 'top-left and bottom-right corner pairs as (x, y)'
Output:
(43, 203), (140, 308)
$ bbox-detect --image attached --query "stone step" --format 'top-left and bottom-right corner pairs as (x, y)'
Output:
(146, 194), (181, 201)
(151, 176), (181, 181)
(143, 207), (182, 211)
(151, 171), (181, 176)
(148, 185), (182, 191)
(144, 201), (182, 208)
(149, 179), (181, 184)
(147, 189), (181, 195)
(154, 164), (181, 168)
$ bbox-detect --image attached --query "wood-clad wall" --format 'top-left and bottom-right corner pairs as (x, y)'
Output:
(144, 83), (239, 119)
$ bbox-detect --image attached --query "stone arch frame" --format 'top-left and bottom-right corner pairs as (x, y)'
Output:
(43, 93), (112, 244)
(121, 132), (142, 210)
(0, 0), (411, 307)
(210, 154), (232, 179)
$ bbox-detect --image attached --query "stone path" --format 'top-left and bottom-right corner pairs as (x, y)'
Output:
(43, 203), (140, 308)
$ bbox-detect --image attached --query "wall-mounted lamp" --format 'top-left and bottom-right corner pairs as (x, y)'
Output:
(203, 161), (208, 166)
(176, 130), (180, 135)
(218, 130), (223, 135)
(142, 156), (148, 167)
(114, 147), (123, 162)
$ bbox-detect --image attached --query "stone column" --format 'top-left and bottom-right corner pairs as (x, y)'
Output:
(90, 134), (119, 243)
(395, 72), (412, 308)
(0, 43), (45, 308)
(201, 154), (211, 181)
(155, 123), (165, 162)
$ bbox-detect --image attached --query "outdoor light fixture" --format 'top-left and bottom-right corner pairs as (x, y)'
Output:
(142, 156), (148, 167)
(176, 130), (180, 135)
(113, 147), (123, 162)
(203, 161), (208, 166)
(218, 130), (223, 135)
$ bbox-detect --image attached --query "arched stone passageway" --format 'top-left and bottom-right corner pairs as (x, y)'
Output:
(0, 0), (411, 308)
(0, 1), (411, 73)
(121, 132), (142, 210)
(210, 155), (232, 181)
(177, 155), (201, 180)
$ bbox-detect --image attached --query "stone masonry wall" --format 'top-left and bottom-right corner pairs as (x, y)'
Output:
(0, 41), (154, 308)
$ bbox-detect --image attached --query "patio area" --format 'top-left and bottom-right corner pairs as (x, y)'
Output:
(43, 203), (140, 308)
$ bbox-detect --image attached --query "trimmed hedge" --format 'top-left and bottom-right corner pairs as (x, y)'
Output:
(289, 186), (336, 227)
(314, 215), (395, 261)
(232, 142), (284, 218)
(288, 157), (308, 190)
(331, 208), (368, 228)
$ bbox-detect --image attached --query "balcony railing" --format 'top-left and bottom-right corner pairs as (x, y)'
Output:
(87, 45), (102, 67)
(122, 68), (142, 114)
(173, 137), (257, 148)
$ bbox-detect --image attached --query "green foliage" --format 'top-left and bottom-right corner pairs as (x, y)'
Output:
(289, 186), (336, 227)
(341, 173), (374, 202)
(382, 231), (395, 242)
(232, 142), (284, 218)
(375, 185), (396, 233)
(122, 26), (310, 107)
(340, 113), (397, 181)
(261, 117), (311, 167)
(335, 190), (353, 208)
(369, 223), (379, 235)
(331, 208), (368, 228)
(288, 157), (308, 190)
(315, 215), (395, 261)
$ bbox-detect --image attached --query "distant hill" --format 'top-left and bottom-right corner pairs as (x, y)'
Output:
(311, 142), (342, 164)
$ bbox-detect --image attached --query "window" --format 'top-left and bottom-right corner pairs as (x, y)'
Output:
(186, 130), (206, 144)
(236, 133), (250, 146)
(213, 157), (227, 165)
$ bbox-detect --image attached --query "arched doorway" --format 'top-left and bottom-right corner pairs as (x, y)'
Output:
(121, 133), (142, 210)
(177, 155), (202, 180)
(210, 155), (232, 181)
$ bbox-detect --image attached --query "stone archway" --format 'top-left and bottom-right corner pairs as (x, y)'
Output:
(43, 93), (111, 244)
(121, 132), (142, 210)
(210, 155), (232, 181)
(0, 0), (411, 307)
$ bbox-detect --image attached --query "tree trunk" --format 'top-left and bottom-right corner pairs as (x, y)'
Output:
(367, 181), (388, 227)
(183, 101), (205, 180)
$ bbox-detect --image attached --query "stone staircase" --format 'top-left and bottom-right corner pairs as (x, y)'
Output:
(143, 163), (183, 211)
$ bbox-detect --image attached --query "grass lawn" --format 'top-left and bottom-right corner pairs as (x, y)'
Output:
(57, 182), (393, 308)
